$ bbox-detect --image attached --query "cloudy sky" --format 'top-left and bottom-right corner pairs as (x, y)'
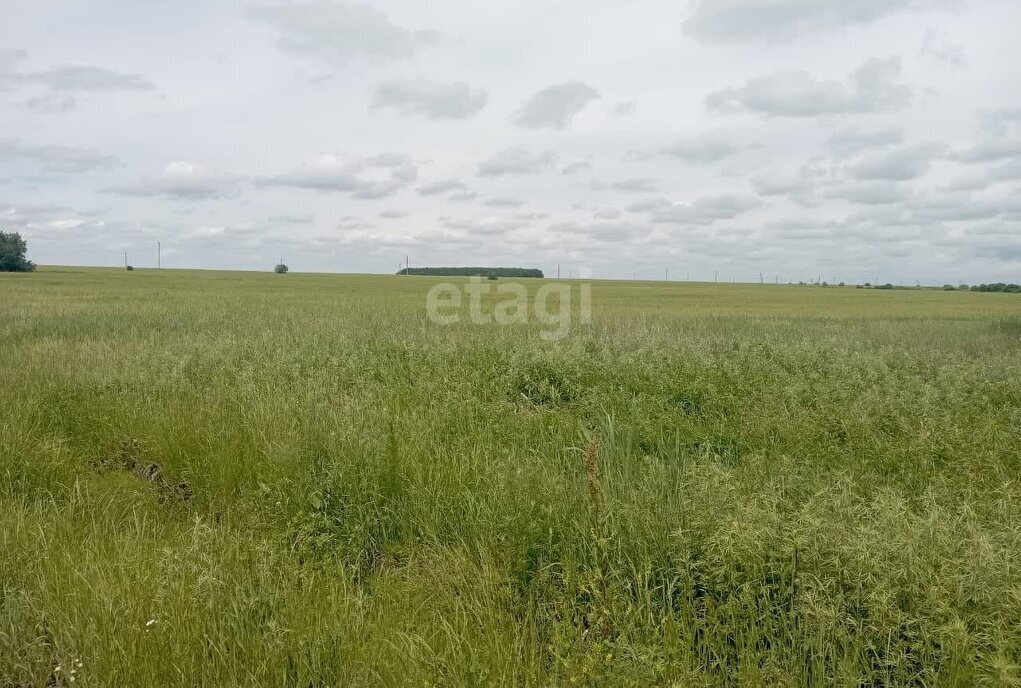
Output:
(2, 0), (1020, 283)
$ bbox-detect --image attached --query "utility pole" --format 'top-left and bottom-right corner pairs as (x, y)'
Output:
(759, 272), (763, 284)
(157, 242), (161, 270)
(665, 267), (668, 283)
(124, 251), (128, 268)
(714, 271), (718, 283)
(557, 264), (560, 279)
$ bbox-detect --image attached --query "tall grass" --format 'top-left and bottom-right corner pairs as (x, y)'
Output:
(1, 268), (1019, 685)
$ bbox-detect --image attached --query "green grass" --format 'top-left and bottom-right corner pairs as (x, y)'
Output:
(2, 266), (1020, 686)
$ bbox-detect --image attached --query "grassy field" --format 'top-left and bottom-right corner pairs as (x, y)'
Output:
(2, 267), (1020, 686)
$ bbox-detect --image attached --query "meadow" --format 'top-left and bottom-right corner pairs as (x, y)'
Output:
(1, 267), (1020, 686)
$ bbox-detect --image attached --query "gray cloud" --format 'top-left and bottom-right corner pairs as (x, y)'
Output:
(417, 178), (465, 195)
(950, 138), (1021, 163)
(477, 147), (557, 176)
(336, 217), (373, 230)
(0, 139), (119, 174)
(448, 190), (479, 202)
(0, 49), (154, 112)
(371, 78), (487, 119)
(378, 209), (407, 218)
(944, 158), (1021, 191)
(825, 127), (904, 154)
(612, 178), (659, 193)
(752, 173), (811, 198)
(0, 49), (26, 90)
(562, 161), (593, 175)
(684, 0), (954, 42)
(263, 153), (417, 198)
(643, 193), (764, 225)
(25, 93), (77, 113)
(920, 28), (967, 68)
(823, 181), (912, 205)
(707, 57), (911, 117)
(979, 108), (1021, 137)
(660, 133), (739, 163)
(0, 201), (71, 229)
(107, 161), (244, 200)
(512, 81), (601, 129)
(851, 143), (942, 180)
(440, 215), (529, 235)
(594, 207), (621, 220)
(27, 65), (154, 93)
(249, 1), (439, 64)
(625, 197), (672, 213)
(613, 101), (637, 116)
(270, 213), (314, 224)
(483, 196), (523, 208)
(550, 219), (651, 243)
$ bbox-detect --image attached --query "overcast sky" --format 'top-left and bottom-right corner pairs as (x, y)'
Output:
(2, 0), (1020, 282)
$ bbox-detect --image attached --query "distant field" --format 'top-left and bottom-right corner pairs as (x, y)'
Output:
(2, 267), (1020, 686)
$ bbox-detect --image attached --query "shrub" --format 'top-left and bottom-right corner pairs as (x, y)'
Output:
(274, 263), (289, 274)
(0, 231), (36, 272)
(126, 265), (134, 271)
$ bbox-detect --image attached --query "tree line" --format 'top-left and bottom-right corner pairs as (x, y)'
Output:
(397, 267), (544, 278)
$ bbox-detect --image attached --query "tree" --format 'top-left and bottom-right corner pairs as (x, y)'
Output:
(274, 263), (289, 274)
(0, 231), (36, 272)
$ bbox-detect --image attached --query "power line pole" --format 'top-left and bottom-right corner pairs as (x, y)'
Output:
(157, 242), (161, 270)
(714, 271), (718, 283)
(124, 251), (128, 268)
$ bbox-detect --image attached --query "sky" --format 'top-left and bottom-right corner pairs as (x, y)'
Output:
(2, 0), (1020, 283)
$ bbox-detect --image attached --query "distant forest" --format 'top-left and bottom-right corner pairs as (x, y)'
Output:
(397, 267), (544, 278)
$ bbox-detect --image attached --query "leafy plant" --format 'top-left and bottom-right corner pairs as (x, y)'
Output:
(0, 231), (36, 272)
